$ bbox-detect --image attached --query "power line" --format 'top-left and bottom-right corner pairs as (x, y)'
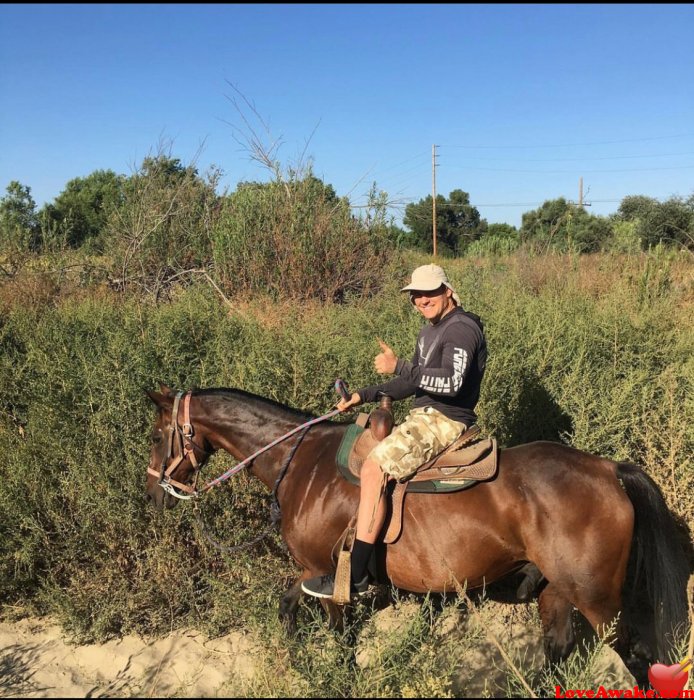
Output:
(440, 133), (694, 149)
(449, 151), (694, 163)
(446, 164), (694, 174)
(370, 151), (429, 176)
(352, 140), (691, 223)
(383, 161), (432, 184)
(398, 194), (678, 210)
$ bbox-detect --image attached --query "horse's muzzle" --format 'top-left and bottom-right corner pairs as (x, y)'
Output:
(145, 485), (176, 511)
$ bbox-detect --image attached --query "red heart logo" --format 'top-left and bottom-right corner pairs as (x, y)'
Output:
(648, 663), (689, 698)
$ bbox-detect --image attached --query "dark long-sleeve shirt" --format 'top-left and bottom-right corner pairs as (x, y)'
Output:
(357, 307), (487, 426)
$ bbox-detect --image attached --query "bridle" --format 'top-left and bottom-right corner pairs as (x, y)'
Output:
(148, 389), (343, 501)
(147, 391), (212, 500)
(147, 386), (346, 551)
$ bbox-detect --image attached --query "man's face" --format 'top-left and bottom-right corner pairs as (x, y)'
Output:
(411, 285), (455, 323)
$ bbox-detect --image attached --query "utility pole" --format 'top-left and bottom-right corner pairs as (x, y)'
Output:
(432, 144), (438, 257)
(571, 178), (590, 208)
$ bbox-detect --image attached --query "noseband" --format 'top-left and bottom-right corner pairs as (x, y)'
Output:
(148, 391), (210, 500)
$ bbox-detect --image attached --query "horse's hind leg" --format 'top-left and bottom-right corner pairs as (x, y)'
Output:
(538, 584), (576, 666)
(620, 628), (652, 691)
(585, 604), (650, 689)
(573, 589), (649, 688)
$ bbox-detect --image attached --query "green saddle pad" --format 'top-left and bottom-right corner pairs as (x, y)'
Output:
(336, 423), (480, 494)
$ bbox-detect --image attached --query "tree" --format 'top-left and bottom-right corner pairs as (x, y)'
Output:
(521, 198), (610, 253)
(521, 198), (571, 249)
(616, 193), (693, 250)
(640, 197), (693, 249)
(136, 156), (191, 183)
(0, 181), (38, 253)
(403, 189), (486, 256)
(617, 195), (658, 222)
(39, 169), (125, 249)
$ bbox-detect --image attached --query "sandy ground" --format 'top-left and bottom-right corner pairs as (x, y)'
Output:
(0, 617), (259, 698)
(0, 604), (638, 699)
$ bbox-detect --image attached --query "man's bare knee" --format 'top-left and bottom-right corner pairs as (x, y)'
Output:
(361, 459), (388, 487)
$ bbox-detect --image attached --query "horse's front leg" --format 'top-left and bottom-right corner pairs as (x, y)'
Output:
(280, 570), (346, 633)
(280, 570), (313, 635)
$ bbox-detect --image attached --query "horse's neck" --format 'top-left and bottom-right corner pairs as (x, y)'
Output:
(199, 391), (313, 489)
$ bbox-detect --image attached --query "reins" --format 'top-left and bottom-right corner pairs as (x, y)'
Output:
(150, 391), (340, 500)
(193, 423), (311, 553)
(201, 408), (341, 493)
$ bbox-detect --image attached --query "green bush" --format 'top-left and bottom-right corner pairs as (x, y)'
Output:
(210, 175), (395, 302)
(103, 155), (221, 294)
(0, 251), (691, 644)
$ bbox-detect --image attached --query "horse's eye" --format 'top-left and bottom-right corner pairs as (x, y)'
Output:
(152, 436), (162, 445)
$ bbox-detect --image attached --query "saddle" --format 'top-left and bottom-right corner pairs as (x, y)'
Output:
(335, 395), (498, 543)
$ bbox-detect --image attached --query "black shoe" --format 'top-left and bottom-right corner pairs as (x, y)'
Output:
(301, 573), (370, 600)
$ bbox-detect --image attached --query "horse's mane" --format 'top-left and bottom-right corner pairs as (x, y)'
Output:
(190, 387), (318, 422)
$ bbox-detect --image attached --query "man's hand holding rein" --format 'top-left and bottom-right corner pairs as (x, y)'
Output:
(337, 393), (362, 412)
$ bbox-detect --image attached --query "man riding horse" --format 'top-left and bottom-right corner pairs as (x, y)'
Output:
(145, 261), (691, 685)
(302, 263), (490, 600)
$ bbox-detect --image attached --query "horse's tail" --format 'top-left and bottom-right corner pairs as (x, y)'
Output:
(617, 462), (692, 660)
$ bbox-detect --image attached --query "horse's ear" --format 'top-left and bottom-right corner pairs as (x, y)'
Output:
(145, 389), (172, 409)
(158, 383), (174, 396)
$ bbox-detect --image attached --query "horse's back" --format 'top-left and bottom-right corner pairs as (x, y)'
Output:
(386, 440), (633, 592)
(283, 429), (634, 595)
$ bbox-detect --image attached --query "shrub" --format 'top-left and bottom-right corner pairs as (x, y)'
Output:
(0, 251), (690, 643)
(210, 174), (394, 302)
(104, 153), (221, 295)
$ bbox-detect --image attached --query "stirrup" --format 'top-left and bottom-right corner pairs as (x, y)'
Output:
(301, 573), (369, 601)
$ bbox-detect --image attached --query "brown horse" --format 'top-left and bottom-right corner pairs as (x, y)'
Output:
(144, 385), (692, 687)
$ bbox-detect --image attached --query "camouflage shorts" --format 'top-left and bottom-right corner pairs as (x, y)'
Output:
(368, 406), (467, 482)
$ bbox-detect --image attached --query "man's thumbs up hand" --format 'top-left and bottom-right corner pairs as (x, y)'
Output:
(375, 338), (398, 375)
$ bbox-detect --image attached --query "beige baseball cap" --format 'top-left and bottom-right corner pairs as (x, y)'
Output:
(401, 264), (461, 305)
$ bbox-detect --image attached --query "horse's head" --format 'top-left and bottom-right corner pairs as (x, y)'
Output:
(144, 385), (212, 510)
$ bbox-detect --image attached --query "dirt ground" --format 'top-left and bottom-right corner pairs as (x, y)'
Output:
(0, 604), (638, 698)
(0, 617), (258, 698)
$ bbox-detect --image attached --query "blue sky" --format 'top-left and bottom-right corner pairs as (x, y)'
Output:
(1, 3), (693, 228)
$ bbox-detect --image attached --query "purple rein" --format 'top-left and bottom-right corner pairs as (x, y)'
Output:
(201, 408), (342, 492)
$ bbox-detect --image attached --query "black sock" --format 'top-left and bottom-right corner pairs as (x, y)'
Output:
(350, 539), (374, 584)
